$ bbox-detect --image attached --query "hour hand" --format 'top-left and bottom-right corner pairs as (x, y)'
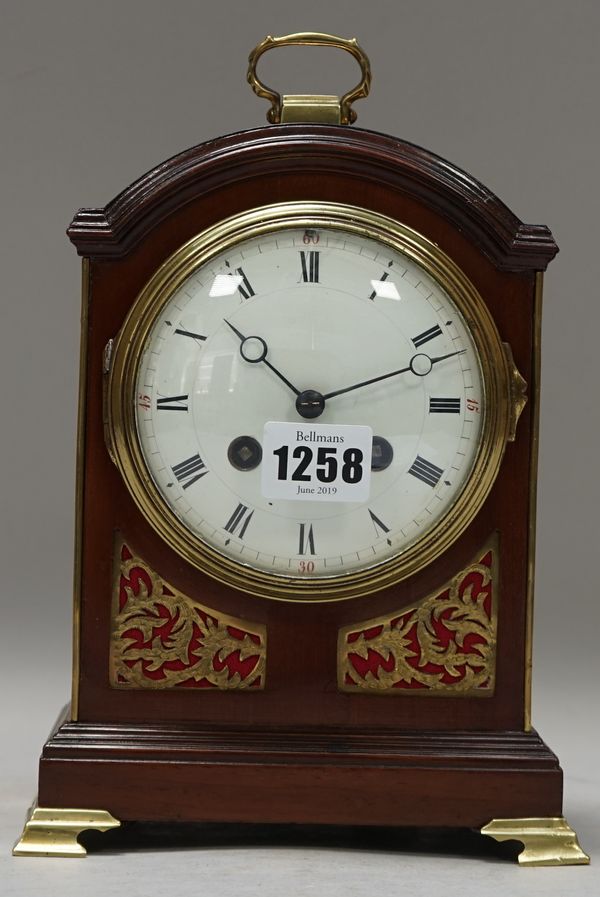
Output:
(224, 319), (246, 342)
(224, 319), (300, 397)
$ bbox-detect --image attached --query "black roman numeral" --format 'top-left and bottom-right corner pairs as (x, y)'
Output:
(429, 397), (461, 414)
(298, 523), (316, 555)
(224, 503), (254, 542)
(156, 394), (189, 412)
(369, 270), (389, 300)
(174, 328), (207, 341)
(300, 251), (319, 283)
(171, 453), (208, 489)
(412, 324), (442, 348)
(408, 455), (444, 488)
(235, 267), (255, 300)
(368, 509), (392, 546)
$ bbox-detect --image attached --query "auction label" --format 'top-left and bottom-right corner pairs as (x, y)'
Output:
(261, 421), (373, 502)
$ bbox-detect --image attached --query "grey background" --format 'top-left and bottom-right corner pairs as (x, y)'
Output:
(2, 0), (598, 892)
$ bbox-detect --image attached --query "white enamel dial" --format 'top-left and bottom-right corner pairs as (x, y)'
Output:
(133, 223), (485, 582)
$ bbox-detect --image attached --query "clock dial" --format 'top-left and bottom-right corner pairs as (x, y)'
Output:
(134, 224), (483, 581)
(109, 203), (511, 600)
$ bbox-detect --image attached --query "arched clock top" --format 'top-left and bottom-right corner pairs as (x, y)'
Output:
(67, 125), (558, 271)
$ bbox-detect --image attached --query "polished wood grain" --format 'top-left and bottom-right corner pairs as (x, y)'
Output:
(39, 713), (562, 827)
(67, 126), (558, 272)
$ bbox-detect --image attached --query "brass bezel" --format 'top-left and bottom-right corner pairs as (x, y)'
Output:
(107, 202), (512, 602)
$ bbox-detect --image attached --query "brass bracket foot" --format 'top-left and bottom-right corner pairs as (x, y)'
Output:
(481, 816), (590, 866)
(13, 805), (121, 857)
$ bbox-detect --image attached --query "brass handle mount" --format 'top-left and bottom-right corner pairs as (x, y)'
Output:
(247, 32), (371, 125)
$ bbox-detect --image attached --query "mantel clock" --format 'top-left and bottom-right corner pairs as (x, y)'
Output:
(14, 34), (589, 865)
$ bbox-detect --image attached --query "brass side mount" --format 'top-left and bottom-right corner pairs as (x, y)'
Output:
(247, 32), (371, 125)
(503, 342), (528, 442)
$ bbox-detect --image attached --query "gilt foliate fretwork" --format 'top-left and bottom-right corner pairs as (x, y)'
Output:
(110, 542), (266, 690)
(339, 538), (497, 695)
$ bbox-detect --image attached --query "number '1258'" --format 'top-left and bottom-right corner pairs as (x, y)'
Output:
(273, 445), (364, 484)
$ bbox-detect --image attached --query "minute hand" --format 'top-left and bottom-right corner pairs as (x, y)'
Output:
(322, 350), (466, 401)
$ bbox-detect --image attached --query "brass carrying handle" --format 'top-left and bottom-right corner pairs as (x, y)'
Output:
(247, 32), (371, 125)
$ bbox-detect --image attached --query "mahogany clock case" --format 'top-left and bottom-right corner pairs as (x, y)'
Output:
(37, 124), (562, 828)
